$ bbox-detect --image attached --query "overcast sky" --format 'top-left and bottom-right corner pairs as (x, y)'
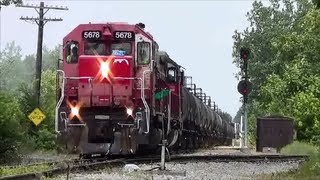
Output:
(1, 0), (255, 118)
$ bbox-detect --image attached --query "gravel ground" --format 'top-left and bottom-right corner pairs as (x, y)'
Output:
(53, 160), (302, 180)
(14, 147), (302, 179)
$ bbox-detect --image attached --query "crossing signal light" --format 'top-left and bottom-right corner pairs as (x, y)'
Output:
(237, 80), (252, 96)
(240, 47), (250, 61)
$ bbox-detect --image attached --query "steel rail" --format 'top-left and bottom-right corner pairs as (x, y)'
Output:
(168, 154), (309, 163)
(0, 158), (111, 179)
(0, 157), (91, 170)
(0, 154), (308, 180)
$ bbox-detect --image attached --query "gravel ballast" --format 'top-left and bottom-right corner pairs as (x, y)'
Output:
(54, 160), (301, 180)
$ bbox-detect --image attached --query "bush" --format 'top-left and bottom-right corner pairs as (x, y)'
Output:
(35, 128), (58, 150)
(17, 73), (58, 151)
(0, 91), (25, 164)
(279, 141), (320, 178)
(281, 141), (318, 155)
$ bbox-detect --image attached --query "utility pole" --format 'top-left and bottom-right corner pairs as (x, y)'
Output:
(16, 2), (68, 107)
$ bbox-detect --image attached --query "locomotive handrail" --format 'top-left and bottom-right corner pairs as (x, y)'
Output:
(55, 70), (94, 134)
(167, 89), (171, 135)
(142, 69), (151, 134)
(65, 76), (94, 80)
(113, 71), (152, 134)
(55, 70), (65, 135)
(55, 69), (152, 134)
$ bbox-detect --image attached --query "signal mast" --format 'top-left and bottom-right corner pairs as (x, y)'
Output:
(237, 47), (252, 148)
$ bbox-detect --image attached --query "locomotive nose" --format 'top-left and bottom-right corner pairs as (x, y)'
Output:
(78, 55), (132, 83)
(77, 55), (134, 107)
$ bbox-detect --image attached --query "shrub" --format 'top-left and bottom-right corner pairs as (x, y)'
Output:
(280, 141), (320, 178)
(0, 91), (25, 164)
(281, 141), (318, 155)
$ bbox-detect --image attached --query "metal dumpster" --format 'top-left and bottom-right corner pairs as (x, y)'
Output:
(256, 116), (295, 152)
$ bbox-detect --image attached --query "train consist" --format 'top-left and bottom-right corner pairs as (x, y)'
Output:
(55, 22), (235, 156)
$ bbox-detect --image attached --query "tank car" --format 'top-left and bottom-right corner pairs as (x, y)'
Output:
(55, 22), (235, 157)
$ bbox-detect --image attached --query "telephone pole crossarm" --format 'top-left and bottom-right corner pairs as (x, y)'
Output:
(16, 4), (68, 11)
(17, 1), (68, 107)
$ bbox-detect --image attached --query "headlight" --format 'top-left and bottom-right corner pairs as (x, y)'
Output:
(100, 61), (110, 78)
(71, 107), (79, 117)
(126, 108), (133, 116)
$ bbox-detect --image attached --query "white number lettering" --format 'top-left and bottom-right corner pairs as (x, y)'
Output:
(95, 32), (100, 38)
(115, 32), (120, 38)
(83, 32), (88, 38)
(83, 31), (100, 39)
(115, 32), (133, 39)
(127, 32), (132, 39)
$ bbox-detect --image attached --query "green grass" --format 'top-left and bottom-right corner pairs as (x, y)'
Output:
(280, 141), (318, 155)
(259, 141), (320, 180)
(0, 164), (52, 177)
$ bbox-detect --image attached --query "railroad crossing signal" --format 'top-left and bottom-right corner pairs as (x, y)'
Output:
(28, 108), (46, 126)
(237, 80), (252, 96)
(237, 46), (252, 149)
(237, 46), (252, 96)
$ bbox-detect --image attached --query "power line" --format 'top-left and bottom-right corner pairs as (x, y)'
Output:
(17, 1), (68, 107)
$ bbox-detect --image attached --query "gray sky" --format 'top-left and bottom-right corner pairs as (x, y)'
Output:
(1, 0), (254, 117)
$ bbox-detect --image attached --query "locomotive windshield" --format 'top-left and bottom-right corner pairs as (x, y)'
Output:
(84, 42), (107, 55)
(111, 42), (131, 55)
(84, 41), (132, 56)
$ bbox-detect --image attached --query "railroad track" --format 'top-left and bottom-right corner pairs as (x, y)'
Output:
(0, 154), (308, 180)
(169, 154), (309, 163)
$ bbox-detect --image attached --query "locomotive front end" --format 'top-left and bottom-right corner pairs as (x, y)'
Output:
(76, 54), (135, 139)
(56, 24), (152, 156)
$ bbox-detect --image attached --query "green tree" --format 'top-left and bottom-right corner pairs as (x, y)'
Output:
(0, 91), (24, 164)
(313, 0), (320, 9)
(42, 45), (62, 71)
(0, 40), (62, 155)
(232, 0), (313, 101)
(38, 69), (58, 149)
(258, 9), (320, 143)
(220, 111), (233, 123)
(232, 0), (320, 145)
(17, 64), (59, 150)
(0, 41), (24, 91)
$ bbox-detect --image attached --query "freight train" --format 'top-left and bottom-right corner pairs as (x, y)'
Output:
(55, 22), (235, 157)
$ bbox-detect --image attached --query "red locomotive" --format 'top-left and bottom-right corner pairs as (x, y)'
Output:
(55, 22), (235, 156)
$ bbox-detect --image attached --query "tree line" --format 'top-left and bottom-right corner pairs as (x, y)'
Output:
(232, 0), (320, 145)
(0, 41), (61, 164)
